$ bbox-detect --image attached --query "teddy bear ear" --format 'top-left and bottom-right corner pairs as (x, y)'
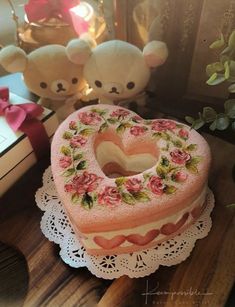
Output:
(143, 41), (168, 68)
(66, 37), (93, 65)
(0, 45), (27, 72)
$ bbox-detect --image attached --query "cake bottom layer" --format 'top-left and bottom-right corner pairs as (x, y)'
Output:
(72, 185), (208, 255)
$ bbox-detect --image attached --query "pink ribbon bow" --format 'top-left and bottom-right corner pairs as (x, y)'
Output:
(0, 87), (50, 159)
(24, 0), (79, 23)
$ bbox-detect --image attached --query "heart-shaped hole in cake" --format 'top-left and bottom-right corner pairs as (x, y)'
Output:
(94, 130), (159, 178)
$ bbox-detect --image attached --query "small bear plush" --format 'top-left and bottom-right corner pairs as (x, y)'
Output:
(66, 39), (168, 107)
(0, 43), (89, 121)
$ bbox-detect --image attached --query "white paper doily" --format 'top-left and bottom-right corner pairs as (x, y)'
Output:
(35, 166), (215, 279)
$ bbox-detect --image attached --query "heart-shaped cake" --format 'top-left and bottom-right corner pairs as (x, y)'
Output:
(51, 105), (211, 255)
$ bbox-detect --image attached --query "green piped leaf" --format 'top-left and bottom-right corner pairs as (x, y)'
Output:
(115, 177), (126, 187)
(80, 128), (95, 136)
(122, 192), (136, 205)
(107, 118), (118, 124)
(156, 165), (168, 179)
(164, 185), (177, 194)
(186, 144), (198, 151)
(98, 122), (108, 133)
(73, 153), (83, 160)
(132, 191), (150, 202)
(76, 160), (86, 170)
(160, 156), (170, 167)
(116, 124), (126, 134)
(71, 193), (79, 204)
(63, 131), (73, 139)
(81, 192), (94, 209)
(62, 168), (75, 177)
(206, 73), (226, 85)
(61, 146), (71, 156)
(172, 139), (183, 148)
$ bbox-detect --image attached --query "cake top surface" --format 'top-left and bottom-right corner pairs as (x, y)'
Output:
(51, 104), (211, 232)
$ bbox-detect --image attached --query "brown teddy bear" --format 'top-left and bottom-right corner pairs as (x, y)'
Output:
(0, 43), (89, 121)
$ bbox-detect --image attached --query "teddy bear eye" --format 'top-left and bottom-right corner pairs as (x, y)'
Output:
(72, 77), (78, 84)
(40, 82), (47, 89)
(95, 80), (102, 88)
(127, 82), (135, 89)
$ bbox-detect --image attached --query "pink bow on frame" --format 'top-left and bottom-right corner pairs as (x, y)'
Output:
(24, 0), (79, 23)
(0, 87), (50, 159)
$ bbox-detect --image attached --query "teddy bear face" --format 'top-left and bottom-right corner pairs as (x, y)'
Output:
(83, 41), (151, 101)
(23, 45), (86, 100)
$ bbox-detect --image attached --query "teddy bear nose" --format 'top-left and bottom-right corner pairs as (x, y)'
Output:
(51, 79), (70, 94)
(104, 83), (123, 95)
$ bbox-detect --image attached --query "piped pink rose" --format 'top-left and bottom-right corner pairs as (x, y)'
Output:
(125, 178), (143, 193)
(98, 186), (121, 207)
(70, 135), (87, 148)
(148, 176), (165, 195)
(178, 128), (189, 139)
(170, 149), (191, 165)
(151, 120), (176, 132)
(70, 171), (102, 195)
(110, 109), (130, 119)
(59, 156), (72, 168)
(78, 111), (102, 125)
(173, 171), (188, 182)
(130, 126), (147, 136)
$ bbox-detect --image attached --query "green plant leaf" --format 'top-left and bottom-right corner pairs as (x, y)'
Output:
(71, 193), (79, 204)
(231, 121), (235, 130)
(63, 131), (73, 139)
(185, 116), (195, 124)
(76, 160), (86, 170)
(209, 120), (217, 131)
(206, 62), (224, 76)
(209, 33), (225, 49)
(202, 107), (217, 123)
(132, 191), (150, 202)
(115, 177), (126, 186)
(164, 185), (177, 194)
(224, 61), (230, 79)
(186, 144), (198, 151)
(122, 192), (136, 205)
(206, 73), (226, 85)
(81, 192), (94, 209)
(80, 128), (95, 136)
(192, 118), (205, 130)
(62, 168), (76, 177)
(228, 30), (235, 48)
(215, 114), (230, 130)
(226, 203), (235, 209)
(98, 122), (108, 133)
(228, 84), (235, 93)
(224, 99), (235, 118)
(61, 145), (71, 156)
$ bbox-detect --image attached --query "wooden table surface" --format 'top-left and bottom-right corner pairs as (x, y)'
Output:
(0, 74), (235, 306)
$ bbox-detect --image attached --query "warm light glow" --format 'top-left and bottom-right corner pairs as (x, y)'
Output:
(70, 2), (94, 22)
(69, 1), (94, 35)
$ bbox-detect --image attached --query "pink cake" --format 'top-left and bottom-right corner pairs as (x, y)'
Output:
(51, 105), (211, 255)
